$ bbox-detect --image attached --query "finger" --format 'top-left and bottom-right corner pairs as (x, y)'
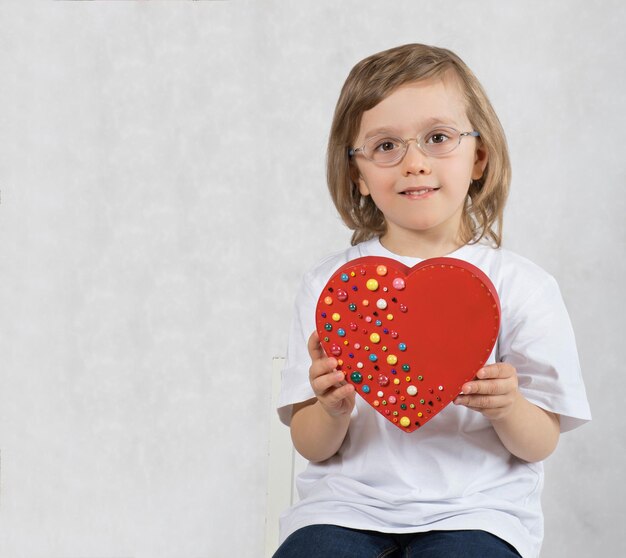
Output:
(307, 331), (325, 361)
(322, 382), (355, 405)
(454, 394), (510, 409)
(476, 363), (515, 380)
(312, 370), (345, 395)
(461, 378), (512, 396)
(309, 354), (338, 381)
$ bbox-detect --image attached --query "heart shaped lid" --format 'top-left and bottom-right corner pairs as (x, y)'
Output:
(315, 256), (501, 433)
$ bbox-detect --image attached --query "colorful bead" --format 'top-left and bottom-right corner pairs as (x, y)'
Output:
(370, 333), (381, 344)
(376, 298), (388, 310)
(366, 279), (379, 291)
(386, 354), (398, 365)
(392, 277), (406, 290)
(376, 265), (388, 276)
(399, 416), (411, 427)
(350, 372), (363, 384)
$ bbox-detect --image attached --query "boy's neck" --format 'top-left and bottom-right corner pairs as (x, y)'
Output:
(379, 230), (465, 259)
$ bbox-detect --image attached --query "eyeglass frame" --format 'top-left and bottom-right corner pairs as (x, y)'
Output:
(348, 128), (481, 165)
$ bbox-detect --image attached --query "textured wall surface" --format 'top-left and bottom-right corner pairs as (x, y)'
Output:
(0, 2), (623, 557)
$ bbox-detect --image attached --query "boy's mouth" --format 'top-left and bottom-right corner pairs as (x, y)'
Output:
(400, 187), (440, 197)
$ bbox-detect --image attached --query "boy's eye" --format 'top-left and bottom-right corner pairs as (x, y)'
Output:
(425, 131), (451, 144)
(373, 138), (401, 152)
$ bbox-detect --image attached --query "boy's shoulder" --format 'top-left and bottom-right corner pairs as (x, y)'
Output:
(469, 243), (553, 279)
(466, 243), (560, 309)
(303, 242), (370, 285)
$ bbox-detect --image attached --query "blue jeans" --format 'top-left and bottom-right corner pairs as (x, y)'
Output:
(273, 525), (522, 558)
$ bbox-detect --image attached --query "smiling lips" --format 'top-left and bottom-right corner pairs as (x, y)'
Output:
(400, 187), (440, 198)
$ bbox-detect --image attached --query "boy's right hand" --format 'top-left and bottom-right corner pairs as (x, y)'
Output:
(308, 331), (356, 418)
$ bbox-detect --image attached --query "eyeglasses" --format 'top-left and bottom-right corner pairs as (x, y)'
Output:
(348, 126), (480, 166)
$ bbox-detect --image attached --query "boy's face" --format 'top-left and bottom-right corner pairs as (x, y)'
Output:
(352, 77), (488, 256)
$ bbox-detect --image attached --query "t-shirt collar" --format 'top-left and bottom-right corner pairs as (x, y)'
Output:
(358, 236), (474, 266)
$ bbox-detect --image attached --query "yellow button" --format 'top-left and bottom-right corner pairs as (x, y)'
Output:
(370, 333), (381, 344)
(400, 416), (411, 427)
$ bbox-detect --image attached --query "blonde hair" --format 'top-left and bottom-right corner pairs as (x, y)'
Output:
(327, 43), (511, 247)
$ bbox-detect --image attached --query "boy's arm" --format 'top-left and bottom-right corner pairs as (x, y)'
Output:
(454, 362), (560, 462)
(290, 332), (355, 463)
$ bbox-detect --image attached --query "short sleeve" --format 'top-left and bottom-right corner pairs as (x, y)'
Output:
(498, 274), (591, 432)
(276, 273), (319, 426)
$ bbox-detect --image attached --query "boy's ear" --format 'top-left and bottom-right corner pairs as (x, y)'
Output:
(358, 176), (370, 197)
(350, 164), (370, 196)
(472, 142), (489, 180)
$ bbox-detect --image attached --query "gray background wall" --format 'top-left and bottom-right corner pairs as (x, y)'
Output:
(0, 1), (624, 557)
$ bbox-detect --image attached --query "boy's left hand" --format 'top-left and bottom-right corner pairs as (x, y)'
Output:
(454, 362), (521, 422)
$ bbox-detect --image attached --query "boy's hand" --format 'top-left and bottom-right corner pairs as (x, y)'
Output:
(308, 331), (355, 418)
(454, 362), (521, 422)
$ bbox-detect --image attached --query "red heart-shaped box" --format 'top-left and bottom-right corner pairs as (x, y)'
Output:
(315, 256), (501, 433)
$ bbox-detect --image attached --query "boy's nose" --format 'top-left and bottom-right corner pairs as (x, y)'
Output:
(401, 140), (432, 175)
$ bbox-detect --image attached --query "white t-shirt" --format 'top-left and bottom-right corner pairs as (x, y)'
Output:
(277, 238), (591, 558)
